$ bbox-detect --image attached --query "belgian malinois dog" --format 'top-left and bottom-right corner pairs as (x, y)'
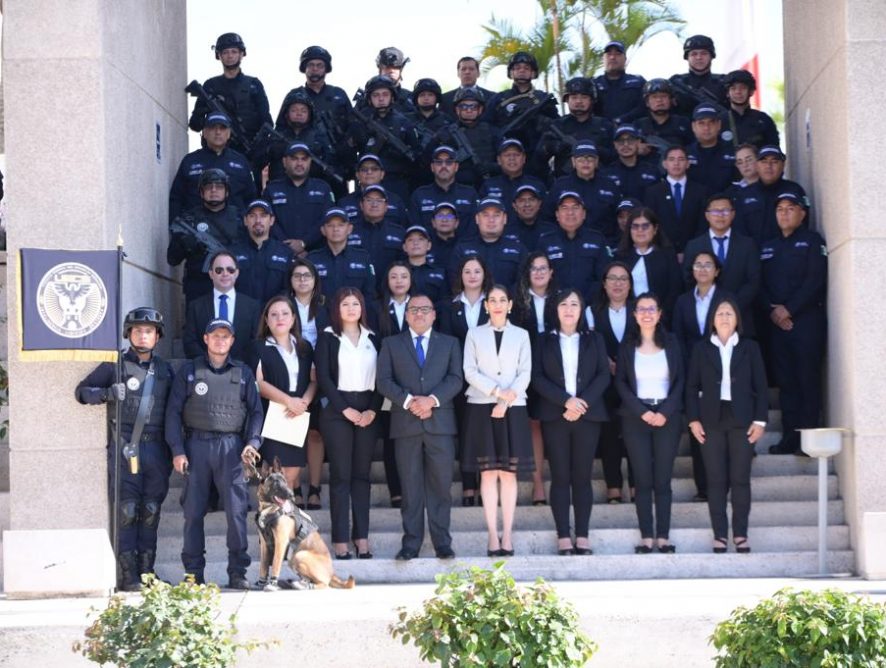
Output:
(253, 458), (355, 591)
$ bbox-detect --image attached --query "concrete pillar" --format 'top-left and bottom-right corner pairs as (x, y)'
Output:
(783, 0), (886, 578)
(1, 0), (186, 596)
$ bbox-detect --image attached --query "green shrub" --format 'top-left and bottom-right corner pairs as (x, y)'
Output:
(710, 587), (886, 667)
(390, 562), (597, 667)
(73, 575), (273, 667)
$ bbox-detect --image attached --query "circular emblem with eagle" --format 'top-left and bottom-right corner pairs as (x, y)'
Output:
(36, 262), (109, 338)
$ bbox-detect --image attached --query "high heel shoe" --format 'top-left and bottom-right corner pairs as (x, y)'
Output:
(734, 538), (751, 554)
(712, 538), (728, 554)
(462, 494), (476, 507)
(293, 489), (305, 510)
(307, 485), (322, 510)
(353, 542), (373, 560)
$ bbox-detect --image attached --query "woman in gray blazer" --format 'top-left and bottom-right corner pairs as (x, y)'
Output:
(462, 284), (533, 557)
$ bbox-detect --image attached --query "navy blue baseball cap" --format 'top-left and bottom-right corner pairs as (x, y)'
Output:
(775, 191), (808, 209)
(433, 201), (458, 216)
(604, 41), (626, 54)
(322, 207), (350, 224)
(498, 138), (526, 154)
(572, 142), (598, 157)
(404, 225), (431, 239)
(557, 191), (585, 207)
(692, 103), (721, 120)
(477, 197), (506, 212)
(614, 124), (641, 139)
(514, 184), (543, 200)
(361, 184), (388, 200)
(758, 145), (786, 161)
(617, 197), (642, 212)
(285, 141), (312, 156)
(205, 111), (231, 127)
(205, 318), (234, 334)
(432, 145), (458, 159)
(357, 153), (385, 169)
(246, 199), (273, 214)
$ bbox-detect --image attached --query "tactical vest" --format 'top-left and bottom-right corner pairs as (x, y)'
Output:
(119, 357), (172, 429)
(182, 358), (248, 433)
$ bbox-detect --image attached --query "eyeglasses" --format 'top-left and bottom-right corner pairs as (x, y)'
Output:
(529, 265), (550, 273)
(706, 208), (733, 216)
(363, 198), (386, 205)
(434, 213), (456, 221)
(406, 306), (434, 315)
(605, 275), (630, 283)
(457, 103), (480, 111)
(693, 262), (715, 270)
(631, 222), (652, 231)
(432, 159), (456, 166)
(213, 266), (237, 275)
(735, 157), (756, 166)
(291, 272), (314, 281)
(635, 306), (659, 314)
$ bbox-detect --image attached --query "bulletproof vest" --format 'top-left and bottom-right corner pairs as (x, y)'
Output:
(182, 358), (247, 433)
(118, 357), (171, 430)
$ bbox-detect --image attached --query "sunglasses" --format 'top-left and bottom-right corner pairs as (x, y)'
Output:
(213, 266), (237, 275)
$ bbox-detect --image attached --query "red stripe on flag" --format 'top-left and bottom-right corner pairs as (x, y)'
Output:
(741, 54), (762, 109)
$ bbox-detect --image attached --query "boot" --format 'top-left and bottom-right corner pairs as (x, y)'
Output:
(138, 549), (156, 576)
(118, 551), (141, 592)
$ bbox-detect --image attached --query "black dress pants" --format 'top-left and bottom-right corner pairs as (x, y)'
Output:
(542, 419), (601, 539)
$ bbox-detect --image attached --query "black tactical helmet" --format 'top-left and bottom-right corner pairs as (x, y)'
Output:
(683, 35), (716, 59)
(376, 47), (409, 68)
(412, 78), (442, 105)
(453, 86), (486, 106)
(299, 45), (332, 73)
(283, 90), (315, 117)
(508, 51), (539, 78)
(124, 307), (164, 338)
(724, 69), (757, 94)
(214, 33), (246, 58)
(562, 76), (596, 102)
(198, 168), (230, 190)
(643, 78), (674, 98)
(365, 75), (397, 95)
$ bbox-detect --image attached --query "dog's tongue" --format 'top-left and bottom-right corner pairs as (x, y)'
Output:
(275, 497), (294, 514)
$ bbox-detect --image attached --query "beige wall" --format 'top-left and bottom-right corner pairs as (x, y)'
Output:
(2, 0), (186, 532)
(783, 0), (886, 577)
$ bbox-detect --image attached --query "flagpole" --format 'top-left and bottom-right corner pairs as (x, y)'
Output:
(111, 229), (124, 587)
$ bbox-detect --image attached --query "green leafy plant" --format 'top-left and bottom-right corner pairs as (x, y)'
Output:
(710, 587), (886, 667)
(73, 575), (274, 667)
(390, 562), (597, 667)
(0, 360), (9, 440)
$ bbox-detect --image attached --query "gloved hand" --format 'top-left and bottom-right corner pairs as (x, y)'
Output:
(175, 232), (200, 254)
(105, 383), (126, 402)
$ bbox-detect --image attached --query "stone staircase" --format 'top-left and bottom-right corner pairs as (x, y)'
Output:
(152, 406), (855, 584)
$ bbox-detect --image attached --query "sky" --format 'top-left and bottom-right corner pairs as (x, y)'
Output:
(186, 0), (783, 147)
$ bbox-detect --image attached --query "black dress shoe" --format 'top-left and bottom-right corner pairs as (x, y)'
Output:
(769, 441), (799, 455)
(558, 548), (574, 556)
(395, 548), (418, 561)
(498, 548), (514, 557)
(391, 497), (402, 509)
(573, 546), (593, 556)
(634, 545), (653, 554)
(656, 543), (676, 554)
(487, 549), (502, 557)
(334, 551), (352, 560)
(227, 575), (250, 590)
(693, 493), (708, 502)
(462, 495), (476, 507)
(435, 546), (456, 559)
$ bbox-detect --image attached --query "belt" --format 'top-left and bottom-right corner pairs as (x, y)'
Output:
(187, 429), (241, 440)
(639, 398), (664, 407)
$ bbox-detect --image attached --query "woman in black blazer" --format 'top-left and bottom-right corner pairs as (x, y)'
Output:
(615, 208), (682, 324)
(590, 261), (637, 503)
(512, 251), (558, 505)
(686, 297), (768, 554)
(436, 255), (492, 506)
(532, 289), (610, 555)
(368, 261), (413, 509)
(615, 292), (685, 553)
(289, 258), (330, 510)
(315, 287), (383, 560)
(672, 250), (734, 503)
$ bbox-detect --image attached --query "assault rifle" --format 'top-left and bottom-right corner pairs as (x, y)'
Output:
(255, 123), (345, 186)
(169, 218), (228, 272)
(499, 93), (556, 136)
(186, 79), (253, 155)
(448, 124), (491, 179)
(349, 107), (417, 162)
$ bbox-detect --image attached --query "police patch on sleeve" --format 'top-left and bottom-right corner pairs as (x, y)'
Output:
(196, 222), (209, 233)
(126, 377), (141, 391)
(194, 381), (209, 396)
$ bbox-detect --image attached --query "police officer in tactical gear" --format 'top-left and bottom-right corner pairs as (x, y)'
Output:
(720, 69), (780, 149)
(593, 41), (647, 124)
(166, 318), (264, 589)
(634, 78), (694, 160)
(669, 35), (728, 117)
(169, 111), (256, 222)
(168, 167), (247, 304)
(432, 87), (502, 190)
(372, 46), (414, 113)
(76, 308), (174, 591)
(536, 76), (615, 175)
(487, 51), (559, 175)
(408, 78), (449, 150)
(188, 33), (272, 166)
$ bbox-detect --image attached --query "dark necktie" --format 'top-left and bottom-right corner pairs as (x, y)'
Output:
(415, 334), (425, 367)
(673, 182), (683, 217)
(218, 294), (229, 321)
(714, 236), (727, 263)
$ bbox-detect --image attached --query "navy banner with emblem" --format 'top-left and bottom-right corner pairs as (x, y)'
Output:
(18, 248), (121, 362)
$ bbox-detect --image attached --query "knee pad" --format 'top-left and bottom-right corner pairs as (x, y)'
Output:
(120, 500), (139, 528)
(141, 501), (161, 529)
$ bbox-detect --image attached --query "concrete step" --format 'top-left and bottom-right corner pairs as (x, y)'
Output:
(156, 499), (847, 537)
(154, 549), (855, 585)
(154, 525), (851, 565)
(162, 473), (840, 514)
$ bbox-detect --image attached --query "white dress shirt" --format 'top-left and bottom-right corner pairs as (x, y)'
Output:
(213, 288), (236, 320)
(531, 292), (547, 333)
(710, 332), (739, 401)
(403, 327), (440, 409)
(635, 349), (669, 400)
(609, 305), (628, 342)
(328, 326), (376, 391)
(390, 297), (408, 330)
(262, 335), (300, 392)
(559, 331), (580, 397)
(458, 292), (484, 329)
(296, 299), (318, 347)
(709, 228), (730, 259)
(694, 285), (717, 336)
(666, 175), (688, 196)
(632, 247), (653, 295)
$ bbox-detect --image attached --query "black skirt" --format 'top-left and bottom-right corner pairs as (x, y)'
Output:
(461, 402), (534, 473)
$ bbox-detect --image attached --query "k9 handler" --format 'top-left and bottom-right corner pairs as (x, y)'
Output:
(76, 308), (174, 591)
(165, 318), (263, 589)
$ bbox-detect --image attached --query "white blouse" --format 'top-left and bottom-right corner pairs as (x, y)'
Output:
(458, 292), (485, 330)
(710, 332), (739, 401)
(262, 335), (300, 392)
(635, 349), (669, 400)
(531, 292), (547, 333)
(327, 326), (377, 392)
(559, 332), (580, 397)
(609, 305), (628, 342)
(296, 300), (318, 348)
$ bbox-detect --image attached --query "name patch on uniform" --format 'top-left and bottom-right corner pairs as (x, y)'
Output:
(349, 262), (366, 270)
(548, 252), (564, 260)
(794, 241), (809, 248)
(582, 243), (600, 250)
(126, 377), (140, 391)
(194, 381), (209, 396)
(271, 255), (288, 263)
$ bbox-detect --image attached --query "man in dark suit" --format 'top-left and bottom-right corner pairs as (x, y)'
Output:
(439, 56), (496, 119)
(182, 251), (261, 361)
(682, 193), (761, 336)
(643, 145), (709, 255)
(376, 294), (464, 560)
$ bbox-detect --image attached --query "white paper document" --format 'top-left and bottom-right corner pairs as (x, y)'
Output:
(261, 401), (310, 447)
